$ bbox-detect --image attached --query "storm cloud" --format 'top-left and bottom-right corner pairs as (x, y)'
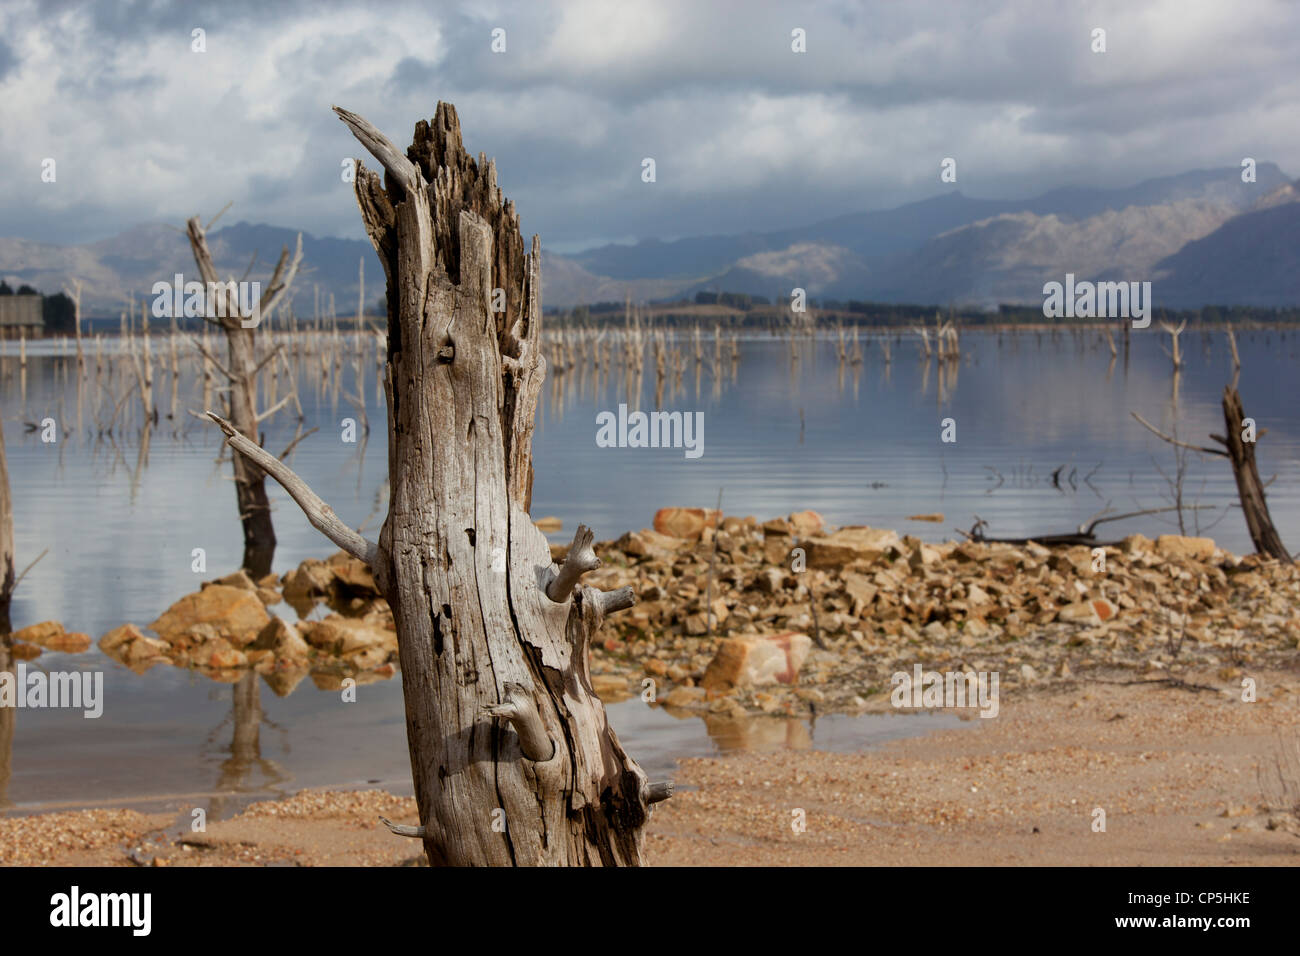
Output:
(2, 0), (1297, 251)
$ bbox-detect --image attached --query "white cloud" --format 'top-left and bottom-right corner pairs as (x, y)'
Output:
(0, 0), (1296, 247)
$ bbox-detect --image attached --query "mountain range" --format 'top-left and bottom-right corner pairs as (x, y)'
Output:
(2, 163), (1297, 317)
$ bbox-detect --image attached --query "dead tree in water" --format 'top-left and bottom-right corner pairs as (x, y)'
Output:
(1132, 385), (1290, 560)
(0, 423), (13, 634)
(0, 425), (12, 807)
(185, 214), (302, 577)
(1160, 319), (1187, 371)
(206, 102), (669, 865)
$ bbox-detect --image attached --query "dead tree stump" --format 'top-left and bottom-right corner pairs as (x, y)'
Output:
(1134, 385), (1290, 562)
(1215, 386), (1289, 560)
(206, 102), (668, 865)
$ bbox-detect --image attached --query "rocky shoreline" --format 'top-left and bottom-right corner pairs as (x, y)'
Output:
(581, 509), (1300, 718)
(8, 510), (1298, 718)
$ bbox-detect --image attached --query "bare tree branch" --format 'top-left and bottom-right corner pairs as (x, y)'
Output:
(205, 200), (234, 232)
(187, 335), (235, 382)
(546, 524), (599, 603)
(255, 393), (293, 424)
(205, 411), (378, 566)
(377, 817), (426, 839)
(257, 234), (304, 320)
(279, 426), (319, 461)
(481, 681), (555, 762)
(332, 105), (422, 195)
(1131, 412), (1229, 458)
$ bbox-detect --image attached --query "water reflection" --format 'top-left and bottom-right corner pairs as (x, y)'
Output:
(2, 323), (1298, 808)
(206, 671), (287, 816)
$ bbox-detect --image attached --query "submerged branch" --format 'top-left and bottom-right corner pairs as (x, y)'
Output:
(1131, 412), (1228, 458)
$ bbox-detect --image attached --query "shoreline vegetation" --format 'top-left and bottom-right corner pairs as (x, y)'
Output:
(10, 303), (1300, 340)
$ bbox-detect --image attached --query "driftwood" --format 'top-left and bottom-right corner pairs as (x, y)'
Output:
(1132, 386), (1289, 560)
(185, 216), (302, 576)
(207, 102), (668, 865)
(960, 504), (1215, 548)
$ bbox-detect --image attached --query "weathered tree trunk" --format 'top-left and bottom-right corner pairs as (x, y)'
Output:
(1133, 385), (1290, 561)
(1216, 386), (1289, 560)
(0, 420), (14, 636)
(207, 102), (669, 865)
(185, 219), (302, 578)
(1, 419), (15, 807)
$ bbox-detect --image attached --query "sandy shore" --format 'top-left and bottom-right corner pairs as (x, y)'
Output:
(4, 666), (1298, 866)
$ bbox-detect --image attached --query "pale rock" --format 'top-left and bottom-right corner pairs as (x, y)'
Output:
(787, 510), (825, 537)
(803, 527), (901, 569)
(1156, 535), (1216, 562)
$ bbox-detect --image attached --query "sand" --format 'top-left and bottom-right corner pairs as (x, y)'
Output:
(3, 668), (1298, 866)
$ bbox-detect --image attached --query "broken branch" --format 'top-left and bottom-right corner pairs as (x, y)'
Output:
(547, 524), (600, 603)
(332, 106), (422, 196)
(205, 411), (378, 567)
(378, 816), (426, 839)
(481, 682), (555, 762)
(594, 586), (635, 615)
(1131, 412), (1228, 458)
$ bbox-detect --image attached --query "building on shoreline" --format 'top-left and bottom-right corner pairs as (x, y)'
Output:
(0, 294), (43, 338)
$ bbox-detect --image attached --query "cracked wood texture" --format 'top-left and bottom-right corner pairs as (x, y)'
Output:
(343, 102), (650, 865)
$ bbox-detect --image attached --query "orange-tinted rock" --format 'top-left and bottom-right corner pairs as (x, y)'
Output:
(122, 634), (170, 664)
(99, 623), (147, 654)
(11, 621), (64, 645)
(787, 510), (825, 537)
(207, 570), (256, 591)
(301, 615), (397, 655)
(281, 560), (336, 611)
(330, 558), (379, 595)
(250, 617), (312, 661)
(701, 632), (812, 691)
(652, 508), (721, 540)
(149, 585), (270, 646)
(191, 638), (247, 669)
(44, 631), (92, 653)
(616, 528), (683, 558)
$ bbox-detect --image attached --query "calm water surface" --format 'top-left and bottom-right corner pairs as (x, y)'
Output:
(1, 327), (1297, 813)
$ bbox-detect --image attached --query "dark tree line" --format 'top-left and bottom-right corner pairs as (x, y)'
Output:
(0, 280), (76, 332)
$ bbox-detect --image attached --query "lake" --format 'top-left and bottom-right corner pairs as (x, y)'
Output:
(1, 324), (1297, 814)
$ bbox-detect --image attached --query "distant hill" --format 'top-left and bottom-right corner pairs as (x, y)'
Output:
(1152, 179), (1300, 308)
(0, 163), (1296, 316)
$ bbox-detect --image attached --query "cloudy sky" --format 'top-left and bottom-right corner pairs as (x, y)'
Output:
(2, 0), (1298, 252)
